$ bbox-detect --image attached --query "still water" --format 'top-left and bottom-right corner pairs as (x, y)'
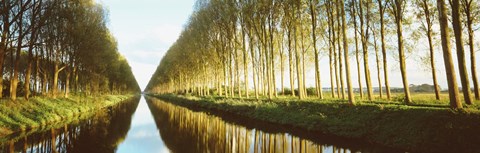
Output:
(0, 96), (398, 153)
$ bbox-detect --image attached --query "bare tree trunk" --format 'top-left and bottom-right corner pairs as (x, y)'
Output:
(250, 36), (259, 99)
(11, 5), (25, 101)
(287, 29), (295, 97)
(333, 18), (340, 98)
(0, 0), (10, 99)
(451, 0), (473, 105)
(294, 25), (304, 100)
(379, 0), (391, 100)
(336, 0), (345, 99)
(340, 0), (355, 104)
(0, 52), (4, 98)
(65, 68), (70, 98)
(419, 0), (441, 100)
(34, 56), (39, 96)
(437, 0), (462, 108)
(392, 0), (412, 104)
(242, 26), (249, 98)
(427, 25), (441, 100)
(463, 0), (479, 100)
(269, 16), (277, 98)
(373, 29), (383, 98)
(25, 51), (34, 100)
(327, 3), (335, 98)
(280, 38), (285, 95)
(352, 0), (363, 99)
(310, 0), (322, 98)
(359, 0), (373, 100)
(42, 69), (47, 96)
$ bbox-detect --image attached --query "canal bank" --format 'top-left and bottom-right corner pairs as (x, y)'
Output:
(150, 94), (480, 153)
(0, 94), (138, 137)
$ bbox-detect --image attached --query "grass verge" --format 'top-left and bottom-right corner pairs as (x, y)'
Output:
(0, 94), (136, 137)
(151, 93), (480, 153)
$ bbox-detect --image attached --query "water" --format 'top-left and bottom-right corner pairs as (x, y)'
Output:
(0, 96), (399, 153)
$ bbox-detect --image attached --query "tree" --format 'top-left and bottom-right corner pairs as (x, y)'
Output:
(461, 0), (480, 100)
(437, 0), (462, 108)
(451, 0), (473, 105)
(388, 0), (412, 104)
(415, 0), (441, 100)
(350, 0), (364, 99)
(377, 0), (391, 100)
(309, 0), (323, 99)
(340, 0), (356, 104)
(359, 0), (374, 100)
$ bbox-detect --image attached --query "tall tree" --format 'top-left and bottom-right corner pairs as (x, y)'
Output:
(378, 0), (391, 100)
(415, 0), (441, 100)
(461, 0), (480, 100)
(359, 0), (374, 100)
(437, 0), (462, 108)
(451, 0), (473, 105)
(310, 0), (323, 99)
(350, 0), (364, 99)
(389, 0), (412, 104)
(340, 0), (356, 104)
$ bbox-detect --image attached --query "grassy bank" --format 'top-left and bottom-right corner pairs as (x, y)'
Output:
(0, 94), (136, 137)
(151, 94), (480, 153)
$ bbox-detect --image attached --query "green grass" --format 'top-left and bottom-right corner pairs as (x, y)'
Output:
(151, 93), (480, 153)
(0, 94), (135, 136)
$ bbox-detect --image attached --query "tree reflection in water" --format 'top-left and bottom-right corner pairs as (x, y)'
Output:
(0, 96), (399, 153)
(146, 97), (360, 153)
(0, 97), (140, 153)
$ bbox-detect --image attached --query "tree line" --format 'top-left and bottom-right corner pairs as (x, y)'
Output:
(1, 0), (140, 101)
(146, 0), (479, 109)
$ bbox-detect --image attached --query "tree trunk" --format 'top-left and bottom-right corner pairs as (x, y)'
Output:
(0, 48), (5, 98)
(242, 25), (249, 98)
(373, 30), (383, 98)
(269, 19), (277, 98)
(65, 68), (70, 98)
(352, 0), (363, 99)
(379, 1), (391, 100)
(437, 0), (462, 108)
(25, 54), (33, 100)
(333, 19), (340, 98)
(280, 39), (285, 96)
(451, 0), (473, 105)
(340, 0), (355, 104)
(310, 0), (322, 99)
(427, 24), (441, 100)
(34, 56), (39, 96)
(294, 26), (304, 100)
(250, 36), (259, 99)
(287, 30), (295, 97)
(360, 0), (373, 100)
(11, 7), (24, 101)
(394, 0), (412, 104)
(0, 1), (10, 99)
(327, 3), (335, 98)
(336, 0), (345, 99)
(42, 69), (47, 96)
(465, 3), (479, 100)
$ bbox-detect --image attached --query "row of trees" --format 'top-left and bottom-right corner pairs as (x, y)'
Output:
(146, 0), (479, 109)
(1, 0), (140, 101)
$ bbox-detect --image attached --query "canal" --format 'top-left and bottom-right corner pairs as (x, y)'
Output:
(0, 96), (401, 153)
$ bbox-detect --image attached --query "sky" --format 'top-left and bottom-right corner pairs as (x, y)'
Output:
(98, 0), (195, 90)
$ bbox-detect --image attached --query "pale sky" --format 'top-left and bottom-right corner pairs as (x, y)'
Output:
(98, 0), (479, 91)
(99, 0), (195, 90)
